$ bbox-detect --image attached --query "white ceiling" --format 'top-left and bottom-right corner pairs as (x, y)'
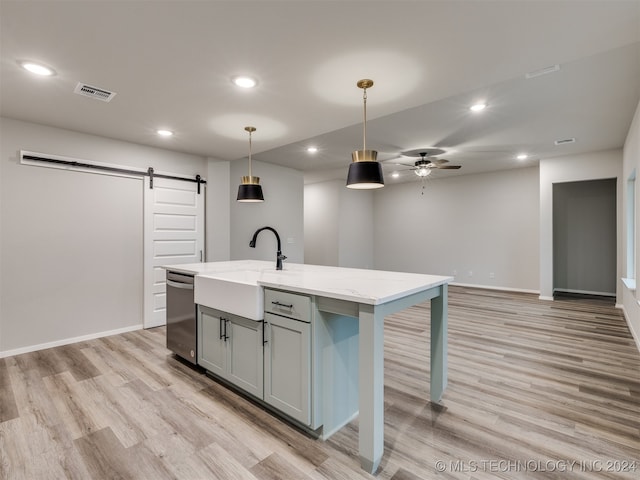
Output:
(1, 1), (639, 185)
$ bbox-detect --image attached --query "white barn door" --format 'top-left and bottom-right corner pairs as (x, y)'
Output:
(143, 176), (205, 328)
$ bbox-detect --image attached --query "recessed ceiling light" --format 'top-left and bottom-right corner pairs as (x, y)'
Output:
(470, 102), (487, 112)
(19, 61), (55, 76)
(306, 146), (318, 153)
(232, 76), (257, 88)
(391, 172), (400, 178)
(157, 129), (173, 137)
(516, 153), (528, 160)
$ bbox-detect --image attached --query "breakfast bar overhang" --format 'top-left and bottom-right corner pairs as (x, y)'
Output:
(255, 264), (452, 474)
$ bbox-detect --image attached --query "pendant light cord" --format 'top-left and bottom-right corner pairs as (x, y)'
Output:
(362, 87), (367, 152)
(248, 129), (253, 177)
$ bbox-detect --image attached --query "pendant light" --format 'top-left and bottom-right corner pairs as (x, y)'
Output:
(237, 126), (265, 202)
(346, 79), (384, 189)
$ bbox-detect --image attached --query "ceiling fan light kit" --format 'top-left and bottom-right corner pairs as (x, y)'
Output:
(237, 126), (265, 202)
(414, 160), (432, 177)
(394, 149), (462, 183)
(346, 79), (384, 189)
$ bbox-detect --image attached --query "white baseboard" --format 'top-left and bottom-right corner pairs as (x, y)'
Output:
(540, 289), (618, 302)
(619, 304), (640, 354)
(450, 282), (539, 295)
(0, 324), (143, 359)
(553, 288), (616, 297)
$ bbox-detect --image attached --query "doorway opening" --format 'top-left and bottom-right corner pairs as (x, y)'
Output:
(552, 178), (616, 299)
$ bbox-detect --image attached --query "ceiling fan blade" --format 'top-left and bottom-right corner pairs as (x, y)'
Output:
(392, 162), (415, 167)
(433, 158), (449, 165)
(401, 147), (446, 158)
(382, 156), (406, 164)
(436, 165), (462, 169)
(385, 163), (416, 171)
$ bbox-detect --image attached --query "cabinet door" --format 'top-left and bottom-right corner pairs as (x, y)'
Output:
(198, 308), (226, 376)
(264, 312), (311, 425)
(226, 316), (264, 399)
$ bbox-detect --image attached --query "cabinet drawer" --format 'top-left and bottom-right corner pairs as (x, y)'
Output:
(264, 289), (311, 322)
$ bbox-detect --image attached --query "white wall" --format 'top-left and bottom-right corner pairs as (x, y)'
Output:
(374, 167), (540, 291)
(0, 117), (207, 355)
(622, 99), (640, 350)
(338, 186), (374, 269)
(230, 159), (304, 266)
(0, 120), (3, 355)
(304, 180), (374, 269)
(305, 181), (339, 266)
(539, 149), (622, 301)
(206, 159), (231, 261)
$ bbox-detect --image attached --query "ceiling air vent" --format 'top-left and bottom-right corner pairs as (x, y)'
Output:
(554, 138), (576, 146)
(74, 83), (116, 102)
(525, 64), (560, 79)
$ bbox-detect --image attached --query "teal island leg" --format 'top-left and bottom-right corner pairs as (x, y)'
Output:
(430, 283), (448, 402)
(358, 303), (384, 474)
(356, 284), (448, 473)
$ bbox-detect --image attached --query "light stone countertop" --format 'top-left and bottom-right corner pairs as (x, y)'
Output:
(165, 260), (452, 306)
(162, 259), (274, 276)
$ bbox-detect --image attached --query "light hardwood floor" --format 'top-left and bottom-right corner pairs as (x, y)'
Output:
(1, 287), (639, 479)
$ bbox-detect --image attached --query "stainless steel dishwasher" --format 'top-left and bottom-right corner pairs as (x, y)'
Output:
(166, 271), (197, 364)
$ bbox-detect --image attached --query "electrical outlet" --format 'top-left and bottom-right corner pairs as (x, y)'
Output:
(468, 271), (473, 277)
(489, 272), (495, 279)
(453, 270), (457, 276)
(287, 237), (295, 244)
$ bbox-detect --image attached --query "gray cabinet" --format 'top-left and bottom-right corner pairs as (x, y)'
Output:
(264, 312), (311, 425)
(263, 288), (316, 427)
(198, 306), (264, 399)
(198, 306), (226, 377)
(198, 289), (321, 431)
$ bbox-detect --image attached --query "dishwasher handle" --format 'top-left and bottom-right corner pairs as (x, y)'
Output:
(166, 279), (194, 290)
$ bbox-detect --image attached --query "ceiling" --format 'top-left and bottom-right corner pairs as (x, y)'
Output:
(1, 1), (639, 185)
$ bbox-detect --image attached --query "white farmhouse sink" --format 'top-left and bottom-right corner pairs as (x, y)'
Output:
(195, 270), (264, 320)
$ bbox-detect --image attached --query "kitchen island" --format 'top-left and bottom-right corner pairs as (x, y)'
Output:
(166, 260), (452, 474)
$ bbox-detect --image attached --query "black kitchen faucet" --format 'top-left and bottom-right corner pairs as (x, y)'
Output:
(249, 226), (287, 270)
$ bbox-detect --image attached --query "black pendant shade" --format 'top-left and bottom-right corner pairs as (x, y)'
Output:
(346, 161), (384, 189)
(237, 183), (264, 202)
(237, 126), (265, 203)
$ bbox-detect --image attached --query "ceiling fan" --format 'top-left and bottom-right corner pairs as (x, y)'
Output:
(395, 148), (462, 177)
